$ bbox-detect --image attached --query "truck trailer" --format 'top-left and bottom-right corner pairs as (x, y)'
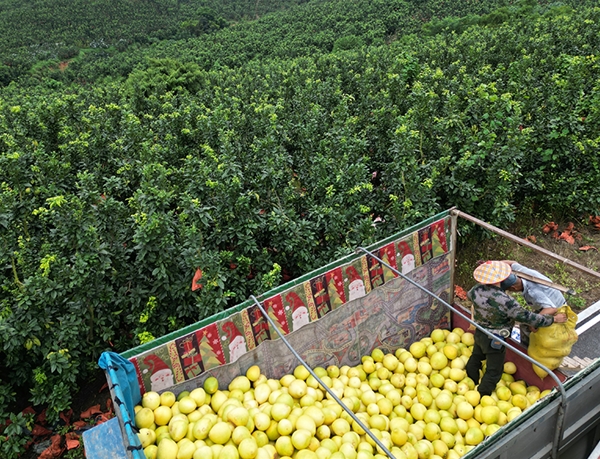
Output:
(84, 208), (600, 459)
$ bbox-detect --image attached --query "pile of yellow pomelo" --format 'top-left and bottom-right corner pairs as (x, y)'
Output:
(134, 327), (551, 459)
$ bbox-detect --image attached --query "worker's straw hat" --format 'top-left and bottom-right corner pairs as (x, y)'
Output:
(473, 261), (512, 285)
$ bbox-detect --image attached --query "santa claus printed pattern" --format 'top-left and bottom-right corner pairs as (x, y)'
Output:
(128, 217), (451, 394)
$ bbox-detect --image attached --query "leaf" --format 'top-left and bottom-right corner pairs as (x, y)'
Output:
(542, 222), (558, 234)
(525, 235), (537, 243)
(579, 246), (598, 251)
(191, 268), (203, 291)
(557, 232), (575, 244)
(454, 285), (468, 301)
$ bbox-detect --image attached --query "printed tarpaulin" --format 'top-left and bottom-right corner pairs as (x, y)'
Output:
(121, 214), (452, 394)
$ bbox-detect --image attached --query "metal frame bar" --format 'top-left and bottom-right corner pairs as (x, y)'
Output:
(355, 245), (568, 459)
(451, 209), (600, 281)
(249, 295), (396, 459)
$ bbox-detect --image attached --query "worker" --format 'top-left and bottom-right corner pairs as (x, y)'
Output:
(465, 261), (567, 396)
(499, 260), (567, 346)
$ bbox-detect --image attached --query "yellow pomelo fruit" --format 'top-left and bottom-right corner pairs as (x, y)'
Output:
(220, 444), (240, 459)
(138, 427), (156, 448)
(289, 379), (308, 399)
(193, 445), (212, 459)
(209, 421), (233, 445)
(480, 395), (496, 407)
(228, 407), (250, 427)
(430, 373), (445, 389)
(245, 365), (262, 383)
(252, 431), (269, 448)
(464, 390), (480, 407)
(509, 382), (527, 396)
(192, 417), (216, 441)
(156, 438), (178, 459)
(432, 438), (449, 458)
(254, 383), (272, 405)
(456, 402), (474, 420)
(296, 414), (318, 435)
(414, 439), (434, 459)
(426, 344), (439, 358)
(316, 424), (331, 441)
(391, 425), (408, 447)
(481, 406), (500, 425)
(177, 439), (196, 459)
(440, 417), (458, 435)
(417, 361), (433, 376)
(434, 392), (452, 411)
(424, 423), (441, 441)
(464, 427), (484, 446)
(232, 426), (252, 445)
(145, 444), (159, 459)
(189, 388), (206, 408)
(253, 412), (271, 432)
(371, 349), (385, 362)
(229, 376), (252, 393)
(160, 391), (176, 408)
(526, 391), (540, 405)
(143, 391), (162, 411)
(168, 418), (189, 442)
(506, 407), (522, 421)
(135, 407), (155, 429)
(503, 362), (517, 375)
(177, 391), (190, 402)
(430, 351), (448, 370)
(331, 418), (351, 437)
(449, 368), (465, 382)
(511, 394), (529, 410)
(495, 386), (512, 401)
(362, 360), (376, 375)
(177, 397), (197, 415)
(404, 358), (418, 373)
(275, 436), (294, 457)
(210, 391), (229, 413)
(446, 332), (461, 344)
(291, 429), (313, 450)
(154, 406), (173, 426)
(443, 345), (459, 361)
(271, 403), (292, 422)
(461, 333), (474, 346)
(277, 418), (293, 436)
(369, 414), (388, 431)
(238, 437), (258, 459)
(409, 342), (427, 359)
(440, 431), (455, 449)
(430, 329), (446, 343)
(383, 354), (400, 372)
(203, 377), (219, 395)
(292, 364), (310, 381)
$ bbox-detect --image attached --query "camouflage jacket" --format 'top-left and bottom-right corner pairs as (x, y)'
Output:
(468, 284), (554, 330)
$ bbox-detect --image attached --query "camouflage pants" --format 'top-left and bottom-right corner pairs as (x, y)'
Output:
(466, 329), (506, 396)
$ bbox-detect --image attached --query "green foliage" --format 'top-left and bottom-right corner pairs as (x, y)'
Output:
(0, 411), (34, 459)
(1, 0), (600, 452)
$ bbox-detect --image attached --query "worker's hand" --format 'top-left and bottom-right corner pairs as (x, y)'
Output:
(553, 313), (567, 324)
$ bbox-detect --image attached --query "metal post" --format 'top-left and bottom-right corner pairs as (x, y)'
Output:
(355, 246), (568, 459)
(449, 207), (459, 305)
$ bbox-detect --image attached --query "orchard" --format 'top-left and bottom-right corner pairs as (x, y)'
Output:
(134, 327), (547, 459)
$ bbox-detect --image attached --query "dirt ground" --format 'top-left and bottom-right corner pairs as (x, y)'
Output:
(20, 216), (600, 458)
(454, 217), (600, 312)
